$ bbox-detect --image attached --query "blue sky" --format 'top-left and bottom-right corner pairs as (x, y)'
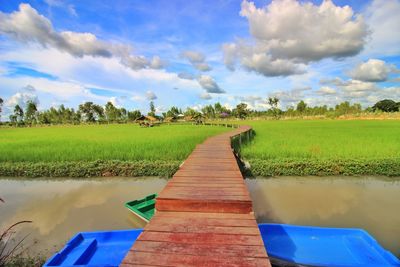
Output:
(0, 0), (399, 116)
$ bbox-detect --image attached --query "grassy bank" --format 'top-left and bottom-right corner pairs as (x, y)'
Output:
(0, 124), (228, 177)
(239, 120), (400, 176)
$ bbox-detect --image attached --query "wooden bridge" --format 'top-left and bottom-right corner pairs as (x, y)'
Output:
(121, 125), (271, 266)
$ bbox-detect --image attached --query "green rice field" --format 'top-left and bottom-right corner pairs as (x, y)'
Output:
(239, 120), (400, 176)
(1, 120), (399, 177)
(0, 124), (229, 162)
(241, 120), (400, 160)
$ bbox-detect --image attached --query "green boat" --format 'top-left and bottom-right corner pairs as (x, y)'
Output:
(125, 194), (157, 222)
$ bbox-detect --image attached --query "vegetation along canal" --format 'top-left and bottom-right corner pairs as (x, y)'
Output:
(1, 176), (399, 259)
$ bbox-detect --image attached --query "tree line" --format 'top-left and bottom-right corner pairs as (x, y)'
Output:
(0, 96), (399, 126)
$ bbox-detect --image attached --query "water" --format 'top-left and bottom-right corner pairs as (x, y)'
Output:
(1, 176), (399, 258)
(0, 177), (167, 257)
(246, 176), (400, 257)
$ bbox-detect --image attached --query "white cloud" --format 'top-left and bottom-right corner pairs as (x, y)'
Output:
(44, 0), (77, 17)
(364, 0), (400, 56)
(224, 0), (368, 77)
(240, 49), (306, 76)
(337, 79), (377, 93)
(145, 90), (157, 100)
(149, 56), (166, 69)
(316, 86), (337, 95)
(349, 59), (398, 82)
(6, 91), (39, 109)
(181, 51), (205, 63)
(108, 96), (124, 107)
(177, 72), (195, 80)
(197, 75), (225, 94)
(199, 92), (212, 100)
(240, 0), (368, 61)
(194, 62), (211, 72)
(181, 50), (212, 72)
(0, 4), (163, 71)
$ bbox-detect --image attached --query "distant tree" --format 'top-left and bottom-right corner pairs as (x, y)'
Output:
(165, 106), (181, 118)
(79, 102), (94, 122)
(372, 99), (399, 112)
(105, 101), (120, 122)
(232, 103), (249, 119)
(148, 101), (156, 117)
(296, 100), (307, 113)
(268, 97), (280, 119)
(201, 105), (215, 118)
(0, 97), (3, 122)
(128, 110), (142, 121)
(25, 101), (38, 125)
(92, 104), (105, 122)
(334, 101), (362, 115)
(14, 105), (24, 122)
(184, 108), (200, 118)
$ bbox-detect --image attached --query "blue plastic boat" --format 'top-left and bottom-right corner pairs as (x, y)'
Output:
(43, 229), (142, 267)
(259, 223), (400, 267)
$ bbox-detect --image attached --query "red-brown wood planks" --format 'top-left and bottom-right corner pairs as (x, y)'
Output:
(122, 125), (271, 266)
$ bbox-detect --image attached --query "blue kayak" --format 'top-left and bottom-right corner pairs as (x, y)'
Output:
(259, 223), (400, 267)
(43, 229), (142, 267)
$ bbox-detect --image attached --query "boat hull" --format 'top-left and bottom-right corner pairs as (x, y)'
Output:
(259, 223), (400, 267)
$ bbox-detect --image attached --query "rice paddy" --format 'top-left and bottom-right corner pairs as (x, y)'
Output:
(241, 120), (400, 160)
(0, 124), (229, 162)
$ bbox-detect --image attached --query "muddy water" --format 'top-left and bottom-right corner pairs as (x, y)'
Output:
(0, 178), (167, 257)
(1, 176), (399, 258)
(246, 176), (400, 257)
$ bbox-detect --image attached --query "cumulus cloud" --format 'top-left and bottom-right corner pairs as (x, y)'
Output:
(177, 72), (195, 80)
(199, 92), (212, 100)
(149, 56), (166, 69)
(316, 86), (337, 95)
(348, 59), (398, 82)
(235, 95), (262, 106)
(197, 75), (225, 94)
(224, 0), (368, 77)
(0, 4), (163, 71)
(364, 0), (400, 56)
(6, 91), (39, 109)
(181, 50), (212, 72)
(145, 90), (157, 100)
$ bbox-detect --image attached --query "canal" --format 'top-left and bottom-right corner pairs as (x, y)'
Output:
(0, 176), (399, 258)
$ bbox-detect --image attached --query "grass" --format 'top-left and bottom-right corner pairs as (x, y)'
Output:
(238, 120), (400, 176)
(0, 124), (229, 177)
(241, 120), (400, 160)
(0, 124), (229, 162)
(1, 120), (399, 177)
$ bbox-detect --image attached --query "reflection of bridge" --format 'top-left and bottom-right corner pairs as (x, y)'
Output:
(122, 125), (271, 266)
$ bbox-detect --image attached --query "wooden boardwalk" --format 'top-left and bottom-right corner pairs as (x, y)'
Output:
(122, 125), (271, 266)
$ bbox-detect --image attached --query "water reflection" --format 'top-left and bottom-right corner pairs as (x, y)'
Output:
(246, 176), (400, 257)
(0, 178), (167, 256)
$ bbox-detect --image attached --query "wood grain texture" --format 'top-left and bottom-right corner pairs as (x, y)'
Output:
(122, 125), (271, 266)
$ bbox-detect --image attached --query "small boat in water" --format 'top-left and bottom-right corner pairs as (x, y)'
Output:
(259, 223), (400, 267)
(43, 229), (142, 267)
(125, 194), (157, 222)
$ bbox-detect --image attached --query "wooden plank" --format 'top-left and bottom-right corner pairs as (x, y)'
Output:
(148, 216), (258, 228)
(156, 199), (253, 213)
(138, 231), (265, 246)
(154, 211), (255, 220)
(122, 125), (271, 266)
(131, 240), (267, 258)
(122, 251), (270, 267)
